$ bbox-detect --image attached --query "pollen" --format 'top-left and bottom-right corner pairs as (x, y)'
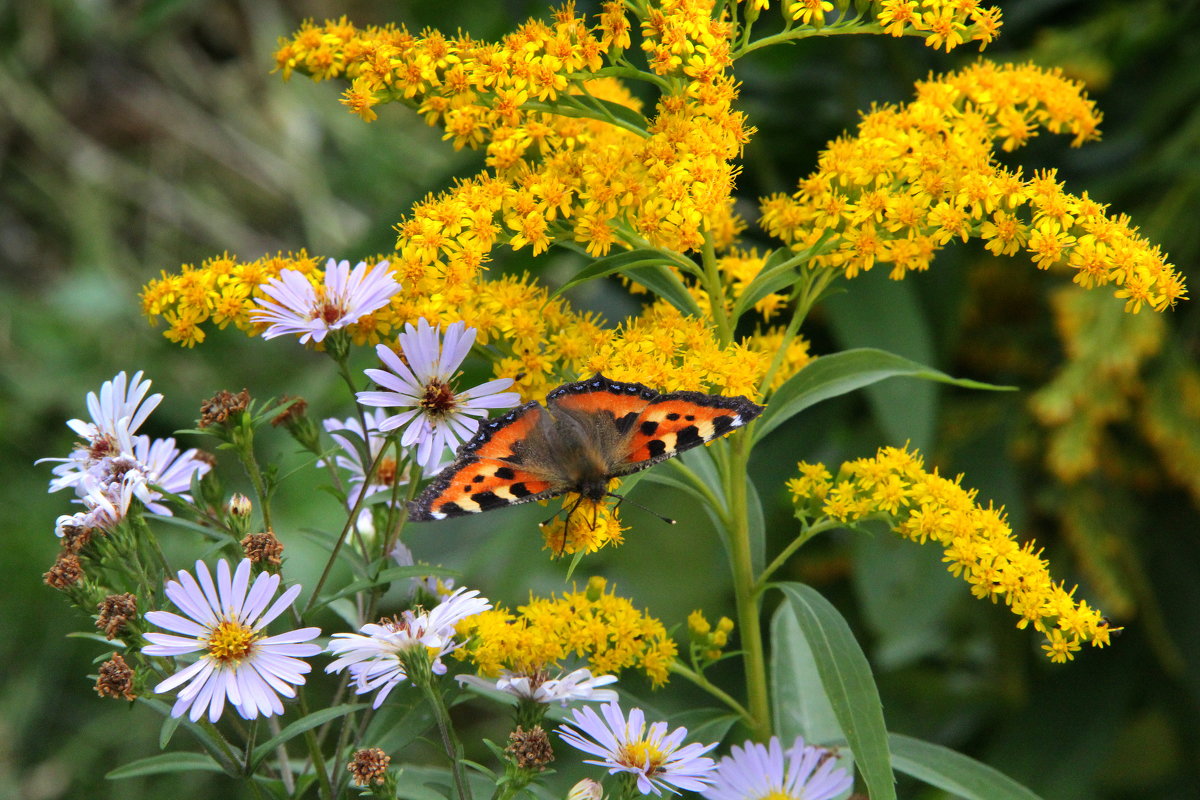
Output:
(206, 619), (260, 663)
(618, 740), (665, 773)
(419, 380), (459, 418)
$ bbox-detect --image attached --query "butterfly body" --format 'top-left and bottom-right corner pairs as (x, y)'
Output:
(408, 374), (764, 521)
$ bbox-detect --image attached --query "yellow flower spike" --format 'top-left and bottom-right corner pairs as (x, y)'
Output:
(791, 447), (1119, 660)
(762, 62), (1185, 313)
(540, 494), (626, 555)
(459, 580), (676, 685)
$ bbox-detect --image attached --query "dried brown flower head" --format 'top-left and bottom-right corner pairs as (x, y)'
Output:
(95, 653), (136, 700)
(97, 593), (138, 639)
(505, 725), (554, 771)
(347, 747), (390, 786)
(44, 552), (84, 590)
(199, 388), (250, 428)
(241, 531), (284, 565)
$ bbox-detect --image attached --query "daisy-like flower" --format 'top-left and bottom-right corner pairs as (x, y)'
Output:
(357, 318), (521, 470)
(557, 701), (718, 795)
(326, 587), (491, 707)
(702, 736), (852, 800)
(250, 258), (400, 344)
(458, 667), (618, 706)
(321, 409), (414, 509)
(142, 559), (322, 723)
(43, 370), (162, 494)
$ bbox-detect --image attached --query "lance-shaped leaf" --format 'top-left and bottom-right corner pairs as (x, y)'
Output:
(755, 348), (1014, 442)
(776, 582), (895, 800)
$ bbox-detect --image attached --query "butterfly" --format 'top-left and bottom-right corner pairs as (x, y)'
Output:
(408, 374), (764, 521)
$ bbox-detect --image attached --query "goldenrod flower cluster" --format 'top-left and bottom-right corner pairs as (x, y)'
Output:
(274, 3), (750, 262)
(788, 446), (1116, 662)
(876, 0), (1003, 52)
(687, 609), (734, 663)
(760, 61), (1186, 313)
(540, 494), (626, 555)
(585, 300), (769, 396)
(459, 576), (677, 685)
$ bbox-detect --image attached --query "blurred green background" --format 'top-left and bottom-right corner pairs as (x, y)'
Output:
(3, 1), (1199, 798)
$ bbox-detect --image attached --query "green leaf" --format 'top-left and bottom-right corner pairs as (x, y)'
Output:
(136, 697), (238, 773)
(106, 752), (227, 780)
(549, 249), (679, 299)
(890, 733), (1043, 800)
(825, 269), (938, 450)
(754, 348), (1014, 442)
(730, 233), (838, 321)
(776, 582), (895, 800)
(525, 96), (649, 134)
(251, 703), (367, 768)
(628, 264), (705, 317)
(769, 603), (843, 746)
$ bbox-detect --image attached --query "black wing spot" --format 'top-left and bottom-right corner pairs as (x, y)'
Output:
(712, 414), (735, 435)
(640, 419), (659, 436)
(495, 466), (516, 480)
(615, 412), (639, 434)
(472, 474), (486, 483)
(471, 491), (508, 511)
(510, 482), (532, 498)
(646, 439), (667, 458)
(666, 412), (681, 421)
(676, 425), (703, 449)
(685, 414), (695, 421)
(439, 502), (466, 516)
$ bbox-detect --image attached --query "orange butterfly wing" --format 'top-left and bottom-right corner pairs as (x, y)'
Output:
(408, 402), (561, 520)
(545, 376), (764, 474)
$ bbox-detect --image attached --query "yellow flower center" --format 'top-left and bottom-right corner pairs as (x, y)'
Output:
(206, 619), (259, 664)
(618, 741), (665, 773)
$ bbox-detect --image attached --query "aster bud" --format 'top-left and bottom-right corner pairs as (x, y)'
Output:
(567, 778), (604, 800)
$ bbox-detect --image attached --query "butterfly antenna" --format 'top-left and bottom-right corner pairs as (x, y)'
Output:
(605, 492), (676, 525)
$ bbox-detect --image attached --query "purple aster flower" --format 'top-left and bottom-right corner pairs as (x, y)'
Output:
(142, 559), (322, 723)
(250, 258), (400, 344)
(458, 667), (618, 706)
(702, 736), (853, 800)
(326, 587), (491, 707)
(356, 318), (520, 470)
(557, 701), (718, 795)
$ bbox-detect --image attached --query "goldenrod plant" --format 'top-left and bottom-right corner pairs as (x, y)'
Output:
(27, 2), (1195, 799)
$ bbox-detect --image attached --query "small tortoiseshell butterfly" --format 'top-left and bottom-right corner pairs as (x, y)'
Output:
(408, 374), (764, 521)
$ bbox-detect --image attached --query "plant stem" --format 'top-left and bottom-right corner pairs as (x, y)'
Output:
(422, 682), (474, 800)
(668, 661), (753, 722)
(724, 431), (771, 741)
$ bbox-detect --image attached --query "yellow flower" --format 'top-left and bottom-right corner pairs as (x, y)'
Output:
(460, 579), (677, 685)
(789, 446), (1118, 660)
(760, 62), (1185, 313)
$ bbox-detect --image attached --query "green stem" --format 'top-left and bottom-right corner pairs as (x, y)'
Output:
(724, 432), (771, 741)
(298, 689), (334, 800)
(753, 517), (845, 594)
(700, 230), (733, 346)
(422, 682), (473, 800)
(668, 661), (753, 723)
(302, 443), (391, 616)
(735, 20), (880, 59)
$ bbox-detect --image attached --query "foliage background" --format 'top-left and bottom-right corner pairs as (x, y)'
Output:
(2, 0), (1198, 798)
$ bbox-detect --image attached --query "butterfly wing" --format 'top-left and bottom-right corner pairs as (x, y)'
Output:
(620, 389), (763, 470)
(408, 402), (566, 521)
(546, 375), (764, 477)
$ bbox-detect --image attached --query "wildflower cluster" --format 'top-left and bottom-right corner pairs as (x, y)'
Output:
(789, 446), (1116, 661)
(275, 2), (749, 267)
(760, 61), (1186, 312)
(461, 577), (678, 685)
(876, 0), (1003, 52)
(41, 371), (210, 571)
